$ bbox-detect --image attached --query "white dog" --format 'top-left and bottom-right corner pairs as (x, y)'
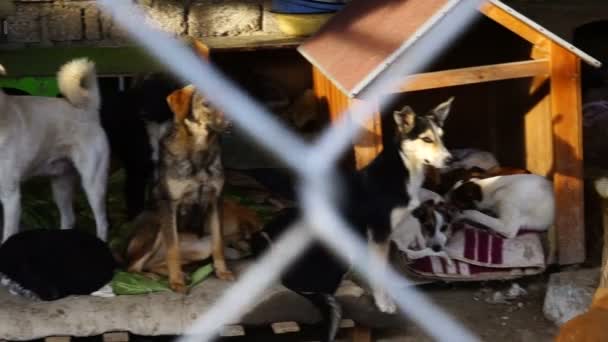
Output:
(445, 148), (499, 172)
(391, 200), (453, 263)
(448, 174), (554, 239)
(0, 59), (109, 241)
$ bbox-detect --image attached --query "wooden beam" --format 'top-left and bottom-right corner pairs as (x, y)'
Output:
(313, 66), (383, 170)
(601, 197), (608, 288)
(399, 59), (549, 92)
(44, 337), (71, 342)
(349, 98), (384, 169)
(220, 325), (246, 337)
(479, 1), (548, 47)
(352, 325), (372, 342)
(271, 321), (300, 334)
(550, 42), (585, 265)
(102, 332), (129, 342)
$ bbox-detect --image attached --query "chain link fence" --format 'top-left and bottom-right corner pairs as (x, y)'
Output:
(99, 0), (485, 340)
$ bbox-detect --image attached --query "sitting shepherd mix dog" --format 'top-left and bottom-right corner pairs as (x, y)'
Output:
(152, 84), (234, 293)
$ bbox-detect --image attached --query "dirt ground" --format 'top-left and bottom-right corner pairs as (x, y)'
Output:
(375, 275), (557, 342)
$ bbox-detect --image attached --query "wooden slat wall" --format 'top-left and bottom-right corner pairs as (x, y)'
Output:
(550, 42), (585, 265)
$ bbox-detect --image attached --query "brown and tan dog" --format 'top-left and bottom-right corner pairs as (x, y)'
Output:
(148, 82), (234, 292)
(125, 199), (262, 279)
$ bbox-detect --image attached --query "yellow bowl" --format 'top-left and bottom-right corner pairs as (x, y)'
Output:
(272, 12), (335, 37)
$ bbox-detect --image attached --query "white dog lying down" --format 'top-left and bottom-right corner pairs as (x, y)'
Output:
(448, 174), (555, 239)
(0, 59), (109, 241)
(446, 148), (499, 172)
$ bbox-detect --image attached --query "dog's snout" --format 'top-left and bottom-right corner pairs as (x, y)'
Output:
(431, 244), (442, 252)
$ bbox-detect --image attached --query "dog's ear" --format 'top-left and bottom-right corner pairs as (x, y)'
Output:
(166, 85), (196, 122)
(393, 105), (416, 135)
(454, 182), (483, 205)
(429, 97), (454, 127)
(413, 201), (433, 220)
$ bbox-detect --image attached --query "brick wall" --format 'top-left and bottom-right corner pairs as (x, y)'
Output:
(1, 0), (281, 47)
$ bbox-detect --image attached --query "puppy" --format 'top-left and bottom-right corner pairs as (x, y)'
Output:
(0, 59), (109, 242)
(391, 200), (456, 262)
(448, 174), (555, 239)
(153, 84), (233, 293)
(126, 199), (262, 277)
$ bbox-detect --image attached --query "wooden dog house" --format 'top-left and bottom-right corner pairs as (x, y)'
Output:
(299, 0), (602, 265)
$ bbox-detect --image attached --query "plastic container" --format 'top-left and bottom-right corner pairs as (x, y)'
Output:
(271, 0), (345, 14)
(272, 12), (335, 36)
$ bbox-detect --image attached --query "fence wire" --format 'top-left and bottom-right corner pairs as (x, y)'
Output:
(99, 0), (484, 341)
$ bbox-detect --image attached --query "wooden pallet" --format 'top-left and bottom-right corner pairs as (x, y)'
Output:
(33, 319), (373, 342)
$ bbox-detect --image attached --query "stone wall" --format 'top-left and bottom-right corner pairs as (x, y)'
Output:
(2, 0), (608, 48)
(1, 0), (281, 47)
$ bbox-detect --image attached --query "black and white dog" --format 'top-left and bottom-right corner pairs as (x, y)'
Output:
(448, 174), (555, 239)
(392, 199), (458, 260)
(251, 98), (454, 341)
(355, 97), (453, 314)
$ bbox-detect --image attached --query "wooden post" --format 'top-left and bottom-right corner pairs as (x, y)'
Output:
(312, 66), (383, 169)
(44, 337), (71, 342)
(351, 325), (373, 342)
(102, 332), (129, 342)
(348, 98), (383, 169)
(550, 42), (585, 264)
(600, 197), (608, 288)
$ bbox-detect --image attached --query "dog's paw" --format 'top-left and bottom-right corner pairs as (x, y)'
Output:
(170, 281), (188, 294)
(374, 291), (397, 314)
(215, 269), (236, 281)
(438, 252), (454, 266)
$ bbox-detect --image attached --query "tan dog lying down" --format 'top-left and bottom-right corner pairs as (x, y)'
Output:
(125, 199), (262, 277)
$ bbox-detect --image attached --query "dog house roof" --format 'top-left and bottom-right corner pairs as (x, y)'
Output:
(298, 0), (602, 98)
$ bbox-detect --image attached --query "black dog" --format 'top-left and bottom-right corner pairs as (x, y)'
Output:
(99, 74), (179, 220)
(251, 98), (455, 341)
(250, 207), (345, 342)
(0, 229), (116, 301)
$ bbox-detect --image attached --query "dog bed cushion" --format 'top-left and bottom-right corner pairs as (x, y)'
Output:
(399, 221), (546, 281)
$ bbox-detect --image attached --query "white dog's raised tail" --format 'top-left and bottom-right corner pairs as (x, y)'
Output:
(57, 58), (100, 112)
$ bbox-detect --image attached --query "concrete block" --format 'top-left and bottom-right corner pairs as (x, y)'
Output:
(47, 4), (82, 41)
(5, 2), (46, 43)
(99, 11), (131, 44)
(83, 3), (101, 41)
(188, 0), (261, 37)
(138, 0), (186, 35)
(543, 268), (599, 326)
(261, 0), (282, 34)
